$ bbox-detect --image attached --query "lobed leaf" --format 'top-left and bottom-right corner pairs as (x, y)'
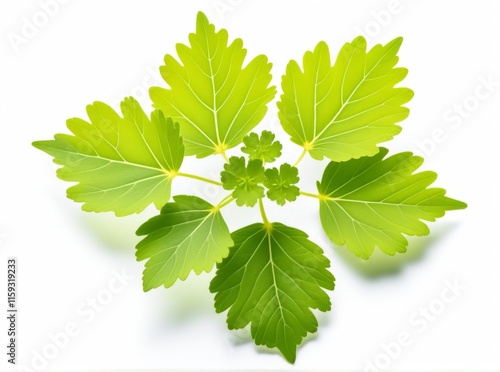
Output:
(136, 195), (233, 290)
(33, 97), (184, 216)
(220, 156), (266, 207)
(210, 223), (335, 363)
(317, 148), (467, 258)
(150, 12), (276, 158)
(278, 37), (413, 162)
(241, 130), (283, 163)
(264, 163), (300, 206)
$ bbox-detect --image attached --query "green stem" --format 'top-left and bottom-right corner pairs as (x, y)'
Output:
(220, 151), (229, 163)
(300, 191), (327, 200)
(176, 172), (223, 186)
(293, 148), (308, 167)
(259, 198), (272, 230)
(217, 194), (234, 209)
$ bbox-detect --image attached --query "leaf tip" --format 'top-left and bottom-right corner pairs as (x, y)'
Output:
(32, 140), (45, 150)
(314, 40), (329, 54)
(196, 11), (213, 34)
(392, 36), (404, 47)
(383, 36), (404, 54)
(196, 10), (209, 25)
(135, 219), (152, 237)
(351, 35), (367, 50)
(281, 347), (297, 364)
(142, 281), (153, 293)
(452, 199), (468, 210)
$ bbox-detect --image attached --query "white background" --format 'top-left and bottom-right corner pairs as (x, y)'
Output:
(0, 0), (499, 371)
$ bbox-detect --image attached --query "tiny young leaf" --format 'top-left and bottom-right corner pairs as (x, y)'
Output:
(264, 163), (300, 206)
(210, 223), (335, 363)
(136, 195), (233, 290)
(278, 37), (413, 162)
(150, 12), (276, 158)
(33, 97), (184, 216)
(221, 157), (266, 207)
(317, 148), (467, 259)
(241, 130), (283, 163)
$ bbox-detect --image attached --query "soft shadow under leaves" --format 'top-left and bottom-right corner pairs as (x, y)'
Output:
(333, 222), (459, 278)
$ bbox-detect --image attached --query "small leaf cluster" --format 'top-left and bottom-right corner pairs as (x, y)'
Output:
(221, 131), (299, 207)
(33, 11), (466, 363)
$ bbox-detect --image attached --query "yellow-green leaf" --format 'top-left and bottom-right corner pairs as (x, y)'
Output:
(318, 148), (467, 258)
(278, 37), (413, 162)
(210, 223), (334, 363)
(33, 97), (183, 216)
(150, 11), (276, 158)
(136, 195), (233, 290)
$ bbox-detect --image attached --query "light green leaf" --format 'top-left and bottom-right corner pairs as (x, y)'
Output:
(278, 37), (413, 162)
(220, 156), (265, 207)
(33, 97), (184, 216)
(317, 148), (467, 259)
(210, 223), (334, 363)
(264, 163), (300, 206)
(150, 11), (276, 158)
(241, 130), (283, 163)
(136, 195), (233, 291)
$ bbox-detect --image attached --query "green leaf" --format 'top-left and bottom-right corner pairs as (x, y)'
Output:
(210, 223), (334, 363)
(277, 37), (413, 162)
(241, 130), (283, 163)
(150, 11), (276, 158)
(220, 156), (265, 207)
(317, 148), (467, 259)
(264, 163), (300, 206)
(33, 97), (184, 216)
(136, 195), (233, 291)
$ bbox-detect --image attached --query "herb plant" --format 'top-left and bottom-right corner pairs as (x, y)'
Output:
(33, 12), (466, 363)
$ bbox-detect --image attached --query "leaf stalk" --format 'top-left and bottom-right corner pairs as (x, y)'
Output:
(177, 172), (223, 186)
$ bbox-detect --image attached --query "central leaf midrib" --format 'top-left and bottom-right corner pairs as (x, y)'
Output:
(325, 196), (443, 208)
(57, 146), (171, 175)
(202, 20), (222, 146)
(267, 229), (286, 332)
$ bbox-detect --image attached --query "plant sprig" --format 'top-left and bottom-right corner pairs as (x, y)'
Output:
(33, 11), (466, 363)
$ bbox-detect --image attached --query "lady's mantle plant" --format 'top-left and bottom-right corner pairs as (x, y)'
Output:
(33, 12), (466, 363)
